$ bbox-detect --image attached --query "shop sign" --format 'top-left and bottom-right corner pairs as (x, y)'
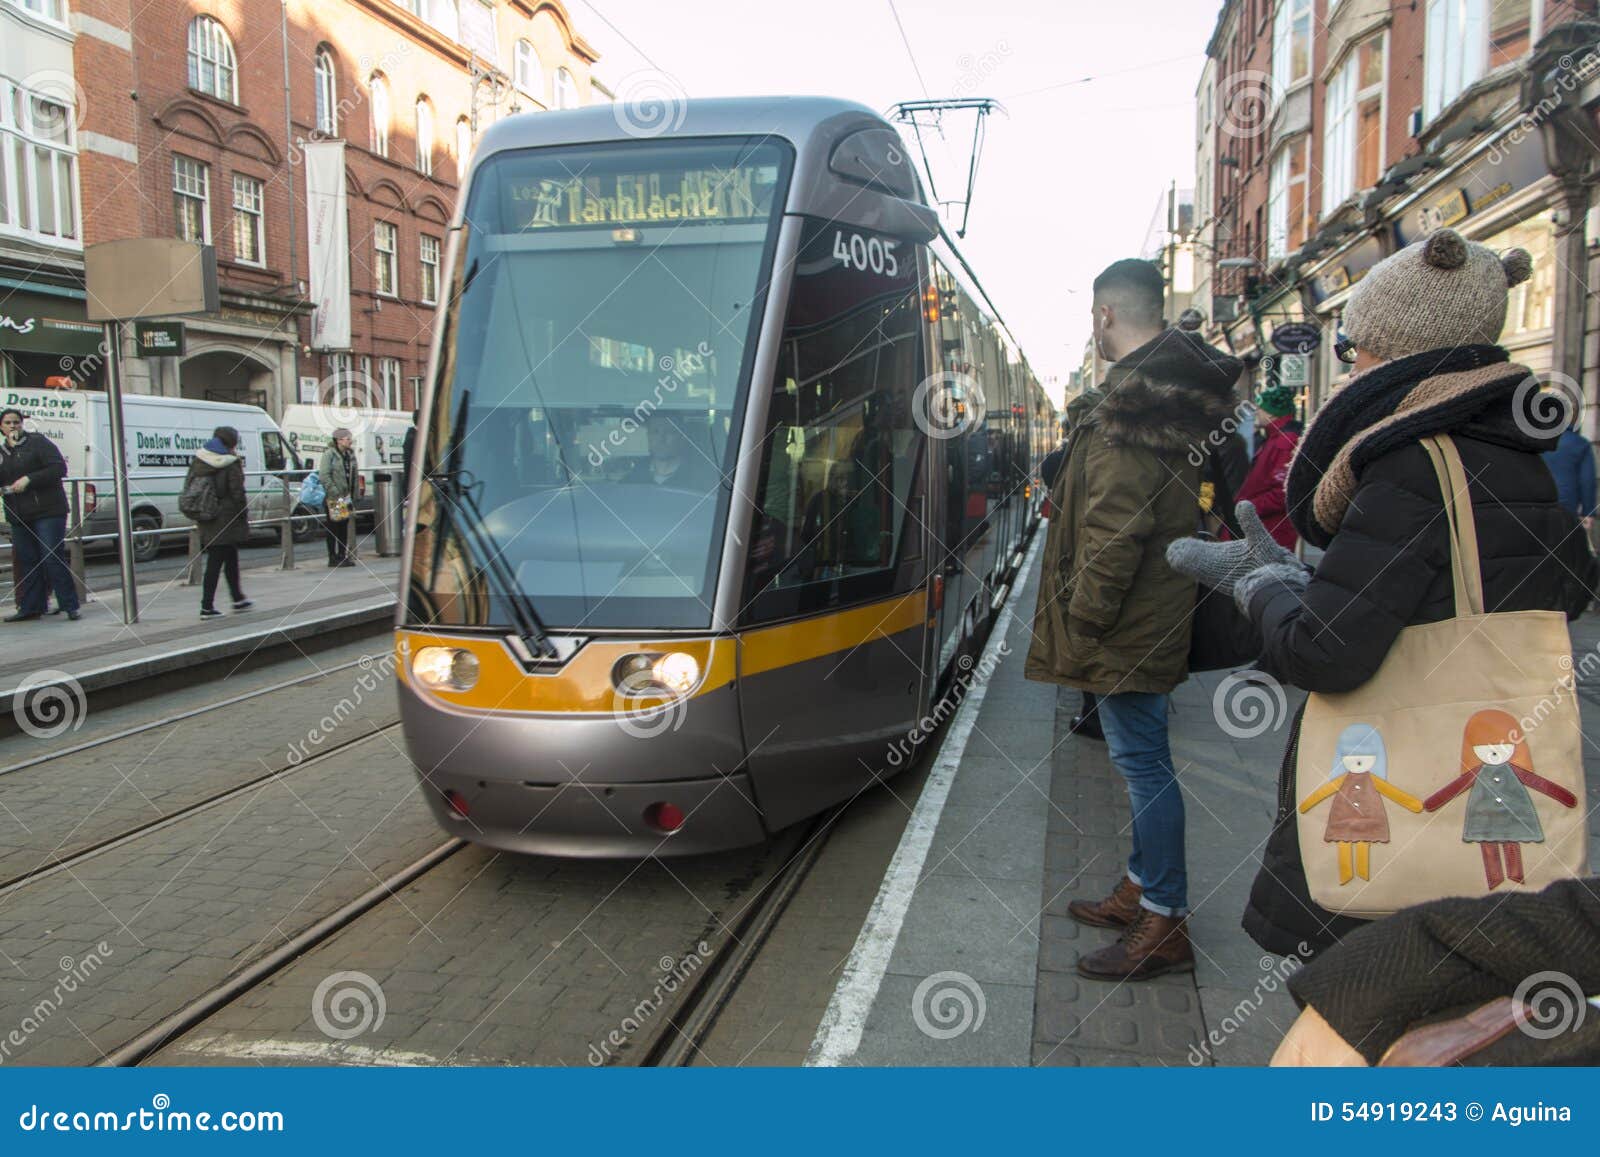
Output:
(1393, 130), (1549, 247)
(1276, 353), (1310, 388)
(0, 292), (102, 357)
(133, 320), (185, 357)
(1270, 321), (1321, 355)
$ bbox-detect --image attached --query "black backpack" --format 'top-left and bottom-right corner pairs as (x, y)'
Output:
(178, 469), (221, 522)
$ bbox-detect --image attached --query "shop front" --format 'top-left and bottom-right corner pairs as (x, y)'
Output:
(0, 288), (104, 392)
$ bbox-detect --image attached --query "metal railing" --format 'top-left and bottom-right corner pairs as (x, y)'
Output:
(0, 466), (403, 607)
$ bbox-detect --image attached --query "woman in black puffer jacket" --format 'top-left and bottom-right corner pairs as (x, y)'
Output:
(1168, 228), (1597, 958)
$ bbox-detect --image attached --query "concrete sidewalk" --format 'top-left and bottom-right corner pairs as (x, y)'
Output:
(835, 567), (1600, 1067)
(0, 551), (399, 713)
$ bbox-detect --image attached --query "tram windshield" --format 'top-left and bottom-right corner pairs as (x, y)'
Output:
(409, 137), (790, 630)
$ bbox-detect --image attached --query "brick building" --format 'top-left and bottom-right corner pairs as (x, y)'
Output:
(1196, 0), (1600, 425)
(61, 0), (606, 415)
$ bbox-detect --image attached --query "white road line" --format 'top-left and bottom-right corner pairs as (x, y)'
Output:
(805, 530), (1043, 1066)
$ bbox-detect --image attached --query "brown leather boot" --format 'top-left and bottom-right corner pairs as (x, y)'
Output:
(1067, 875), (1142, 928)
(1076, 908), (1195, 981)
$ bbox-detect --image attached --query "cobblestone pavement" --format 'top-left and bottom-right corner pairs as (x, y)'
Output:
(0, 640), (399, 884)
(0, 723), (437, 1064)
(152, 836), (804, 1067)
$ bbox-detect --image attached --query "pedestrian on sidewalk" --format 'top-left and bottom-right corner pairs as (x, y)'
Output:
(1224, 384), (1301, 551)
(320, 428), (358, 568)
(1025, 258), (1243, 981)
(0, 409), (80, 622)
(1543, 419), (1595, 530)
(185, 425), (253, 619)
(1039, 408), (1105, 741)
(1166, 228), (1597, 958)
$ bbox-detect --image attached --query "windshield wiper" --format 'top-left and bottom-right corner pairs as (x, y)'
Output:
(427, 390), (557, 659)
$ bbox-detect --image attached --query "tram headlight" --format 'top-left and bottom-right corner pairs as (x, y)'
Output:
(612, 651), (701, 696)
(651, 652), (701, 694)
(413, 646), (480, 691)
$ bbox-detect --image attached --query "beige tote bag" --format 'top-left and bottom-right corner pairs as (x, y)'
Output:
(1295, 435), (1589, 917)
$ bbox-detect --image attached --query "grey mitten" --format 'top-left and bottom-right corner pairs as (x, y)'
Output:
(1165, 501), (1299, 597)
(1233, 560), (1310, 614)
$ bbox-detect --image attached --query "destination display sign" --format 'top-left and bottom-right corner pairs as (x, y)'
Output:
(487, 143), (785, 234)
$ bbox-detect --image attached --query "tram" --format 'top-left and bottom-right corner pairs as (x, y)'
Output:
(397, 97), (1056, 856)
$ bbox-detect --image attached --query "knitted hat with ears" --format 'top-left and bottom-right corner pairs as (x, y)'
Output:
(1341, 228), (1534, 361)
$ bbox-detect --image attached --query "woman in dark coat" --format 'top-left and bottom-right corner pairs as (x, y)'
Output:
(1167, 228), (1597, 957)
(0, 408), (80, 621)
(185, 425), (252, 619)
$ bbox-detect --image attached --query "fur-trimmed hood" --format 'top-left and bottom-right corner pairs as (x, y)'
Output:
(193, 447), (237, 471)
(1085, 328), (1243, 453)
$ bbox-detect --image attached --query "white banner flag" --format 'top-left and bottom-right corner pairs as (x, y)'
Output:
(305, 140), (350, 351)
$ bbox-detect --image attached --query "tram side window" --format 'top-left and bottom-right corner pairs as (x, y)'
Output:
(741, 224), (925, 622)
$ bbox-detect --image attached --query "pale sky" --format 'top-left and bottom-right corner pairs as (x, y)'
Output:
(568, 0), (1220, 405)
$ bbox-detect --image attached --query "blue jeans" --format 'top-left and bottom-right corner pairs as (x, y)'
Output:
(1096, 691), (1187, 916)
(11, 516), (78, 616)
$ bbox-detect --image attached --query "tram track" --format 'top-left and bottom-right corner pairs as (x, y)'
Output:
(0, 656), (379, 779)
(0, 723), (401, 899)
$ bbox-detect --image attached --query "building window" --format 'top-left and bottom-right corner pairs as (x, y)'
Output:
(0, 81), (79, 243)
(408, 0), (459, 39)
(1323, 36), (1385, 213)
(420, 234), (440, 304)
(379, 358), (402, 409)
(1267, 138), (1307, 262)
(374, 220), (398, 297)
(554, 67), (578, 109)
(514, 39), (543, 99)
(172, 155), (210, 243)
(415, 97), (434, 176)
(1485, 216), (1555, 343)
(369, 74), (390, 157)
(1425, 0), (1539, 121)
(407, 376), (424, 410)
(187, 15), (239, 104)
(10, 0), (67, 22)
(231, 173), (264, 266)
(314, 48), (338, 136)
(1271, 0), (1312, 100)
(455, 117), (471, 168)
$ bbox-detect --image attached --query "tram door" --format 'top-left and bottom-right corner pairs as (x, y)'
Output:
(737, 219), (930, 830)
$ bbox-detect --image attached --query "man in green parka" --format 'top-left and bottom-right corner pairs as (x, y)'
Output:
(1026, 258), (1242, 980)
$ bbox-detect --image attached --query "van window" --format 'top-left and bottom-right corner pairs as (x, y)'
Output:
(261, 431), (288, 472)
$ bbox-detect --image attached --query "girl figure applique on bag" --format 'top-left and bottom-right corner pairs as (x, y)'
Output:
(1424, 709), (1579, 889)
(1298, 724), (1424, 886)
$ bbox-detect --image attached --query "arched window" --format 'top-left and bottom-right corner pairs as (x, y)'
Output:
(455, 117), (472, 167)
(187, 16), (238, 103)
(369, 74), (390, 157)
(554, 67), (578, 109)
(415, 96), (434, 176)
(314, 48), (338, 135)
(514, 39), (543, 100)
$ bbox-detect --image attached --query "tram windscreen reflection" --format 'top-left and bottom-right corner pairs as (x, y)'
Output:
(412, 137), (789, 630)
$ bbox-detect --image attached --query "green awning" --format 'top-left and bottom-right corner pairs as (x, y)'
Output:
(0, 290), (102, 356)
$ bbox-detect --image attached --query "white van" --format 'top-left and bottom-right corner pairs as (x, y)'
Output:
(279, 404), (414, 521)
(0, 387), (307, 560)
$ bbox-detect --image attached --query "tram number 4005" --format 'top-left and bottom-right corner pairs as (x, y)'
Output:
(832, 230), (900, 277)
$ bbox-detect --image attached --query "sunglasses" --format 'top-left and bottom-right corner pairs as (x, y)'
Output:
(1335, 336), (1358, 365)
